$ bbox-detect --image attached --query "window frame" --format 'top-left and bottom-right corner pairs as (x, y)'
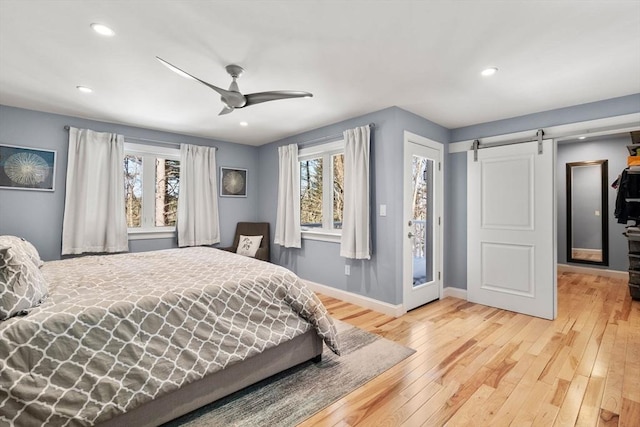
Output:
(298, 139), (344, 243)
(124, 142), (180, 240)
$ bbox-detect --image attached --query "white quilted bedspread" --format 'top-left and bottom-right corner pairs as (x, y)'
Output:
(0, 247), (339, 426)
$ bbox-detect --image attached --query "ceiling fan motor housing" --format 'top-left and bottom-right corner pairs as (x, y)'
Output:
(222, 91), (247, 108)
(225, 64), (244, 79)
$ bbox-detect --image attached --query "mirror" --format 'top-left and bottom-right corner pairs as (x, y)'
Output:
(566, 160), (608, 265)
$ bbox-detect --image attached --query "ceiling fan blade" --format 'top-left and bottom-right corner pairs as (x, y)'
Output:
(156, 56), (233, 99)
(218, 106), (234, 115)
(244, 91), (313, 107)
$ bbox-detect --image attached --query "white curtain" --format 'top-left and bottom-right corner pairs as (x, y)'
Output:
(274, 144), (301, 248)
(177, 144), (220, 247)
(340, 125), (371, 259)
(62, 127), (128, 255)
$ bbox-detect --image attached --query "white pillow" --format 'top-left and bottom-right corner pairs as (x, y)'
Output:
(236, 235), (263, 257)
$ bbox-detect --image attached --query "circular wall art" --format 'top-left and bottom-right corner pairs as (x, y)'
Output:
(0, 144), (56, 191)
(4, 152), (50, 185)
(220, 167), (247, 197)
(223, 171), (244, 193)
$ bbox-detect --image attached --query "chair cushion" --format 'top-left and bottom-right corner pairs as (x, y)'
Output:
(0, 244), (48, 320)
(236, 235), (263, 257)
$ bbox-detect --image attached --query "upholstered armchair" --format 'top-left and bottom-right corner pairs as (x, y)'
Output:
(221, 222), (270, 262)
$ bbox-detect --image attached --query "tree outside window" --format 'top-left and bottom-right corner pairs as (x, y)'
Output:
(124, 145), (180, 232)
(299, 142), (344, 235)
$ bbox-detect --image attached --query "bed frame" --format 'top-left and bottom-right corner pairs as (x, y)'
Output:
(98, 329), (323, 426)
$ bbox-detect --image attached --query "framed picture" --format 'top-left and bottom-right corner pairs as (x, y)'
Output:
(0, 144), (56, 191)
(220, 167), (247, 197)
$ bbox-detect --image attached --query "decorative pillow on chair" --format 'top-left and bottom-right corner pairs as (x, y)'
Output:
(236, 235), (263, 257)
(0, 235), (44, 268)
(0, 245), (48, 320)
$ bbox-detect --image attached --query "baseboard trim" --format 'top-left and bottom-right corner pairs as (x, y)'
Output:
(443, 286), (467, 300)
(557, 264), (628, 280)
(309, 267), (625, 319)
(303, 280), (406, 318)
(305, 280), (470, 316)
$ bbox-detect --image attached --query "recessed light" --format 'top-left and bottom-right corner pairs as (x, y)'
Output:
(481, 67), (498, 77)
(76, 86), (93, 93)
(239, 121), (248, 127)
(578, 136), (587, 140)
(90, 23), (115, 37)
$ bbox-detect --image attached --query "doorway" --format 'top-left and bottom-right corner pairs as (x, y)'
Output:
(403, 132), (443, 311)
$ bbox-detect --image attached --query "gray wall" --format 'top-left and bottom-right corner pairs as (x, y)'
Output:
(3, 93), (638, 300)
(451, 94), (640, 142)
(557, 134), (631, 271)
(257, 107), (449, 305)
(0, 105), (259, 261)
(445, 153), (468, 289)
(446, 94), (640, 288)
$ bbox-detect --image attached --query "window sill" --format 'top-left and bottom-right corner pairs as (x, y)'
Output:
(301, 229), (341, 243)
(128, 228), (176, 240)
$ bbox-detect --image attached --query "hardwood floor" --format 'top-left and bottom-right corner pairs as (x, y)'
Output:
(571, 250), (604, 263)
(300, 272), (640, 426)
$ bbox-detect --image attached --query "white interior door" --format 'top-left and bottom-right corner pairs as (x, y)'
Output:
(403, 133), (442, 311)
(467, 140), (556, 320)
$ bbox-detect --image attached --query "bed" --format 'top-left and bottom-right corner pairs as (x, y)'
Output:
(0, 244), (340, 426)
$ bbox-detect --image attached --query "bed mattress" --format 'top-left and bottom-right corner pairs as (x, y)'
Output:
(0, 247), (339, 426)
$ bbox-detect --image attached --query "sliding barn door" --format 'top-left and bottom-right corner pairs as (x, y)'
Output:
(467, 140), (556, 320)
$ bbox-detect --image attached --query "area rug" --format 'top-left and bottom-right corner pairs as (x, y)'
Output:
(164, 320), (415, 427)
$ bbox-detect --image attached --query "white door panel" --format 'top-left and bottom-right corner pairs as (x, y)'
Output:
(480, 242), (534, 296)
(481, 156), (533, 229)
(468, 140), (556, 320)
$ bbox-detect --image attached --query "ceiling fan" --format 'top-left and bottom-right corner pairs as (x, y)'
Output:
(156, 57), (313, 115)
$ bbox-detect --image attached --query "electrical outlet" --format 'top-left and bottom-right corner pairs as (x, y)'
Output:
(345, 265), (350, 275)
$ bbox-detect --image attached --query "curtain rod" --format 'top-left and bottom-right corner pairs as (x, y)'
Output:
(63, 125), (218, 150)
(298, 122), (376, 147)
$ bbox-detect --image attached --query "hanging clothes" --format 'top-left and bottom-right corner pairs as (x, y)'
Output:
(615, 169), (640, 223)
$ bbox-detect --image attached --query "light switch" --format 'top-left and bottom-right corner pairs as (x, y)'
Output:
(595, 210), (600, 216)
(380, 204), (387, 217)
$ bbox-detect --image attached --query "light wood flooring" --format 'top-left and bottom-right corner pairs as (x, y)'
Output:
(571, 250), (604, 263)
(300, 272), (640, 426)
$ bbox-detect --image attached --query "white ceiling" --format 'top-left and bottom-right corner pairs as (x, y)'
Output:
(1, 1), (639, 146)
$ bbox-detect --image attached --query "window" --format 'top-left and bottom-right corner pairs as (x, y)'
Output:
(124, 143), (180, 238)
(299, 140), (344, 242)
